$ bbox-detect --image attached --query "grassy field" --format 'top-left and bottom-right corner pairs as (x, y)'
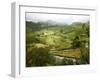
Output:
(53, 48), (81, 58)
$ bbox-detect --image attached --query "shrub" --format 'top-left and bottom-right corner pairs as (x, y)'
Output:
(26, 47), (55, 67)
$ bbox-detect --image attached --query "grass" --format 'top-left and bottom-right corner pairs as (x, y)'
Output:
(53, 48), (81, 58)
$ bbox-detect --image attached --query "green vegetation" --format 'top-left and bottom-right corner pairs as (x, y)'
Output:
(53, 49), (81, 58)
(26, 21), (90, 67)
(26, 47), (55, 66)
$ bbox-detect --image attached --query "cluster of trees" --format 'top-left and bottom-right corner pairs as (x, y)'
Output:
(71, 23), (89, 64)
(26, 47), (55, 67)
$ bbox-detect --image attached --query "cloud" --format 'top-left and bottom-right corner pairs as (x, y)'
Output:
(26, 13), (89, 24)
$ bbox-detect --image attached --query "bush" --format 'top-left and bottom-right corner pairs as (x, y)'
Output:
(61, 58), (74, 65)
(26, 47), (55, 67)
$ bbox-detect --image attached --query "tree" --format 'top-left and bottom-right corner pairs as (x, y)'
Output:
(71, 35), (89, 64)
(71, 36), (81, 48)
(80, 47), (89, 64)
(26, 47), (55, 66)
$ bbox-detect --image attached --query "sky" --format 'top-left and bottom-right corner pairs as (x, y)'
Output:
(26, 13), (90, 25)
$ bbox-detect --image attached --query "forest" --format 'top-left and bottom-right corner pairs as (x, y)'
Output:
(26, 21), (90, 67)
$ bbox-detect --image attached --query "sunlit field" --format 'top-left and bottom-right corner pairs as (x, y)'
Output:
(26, 13), (90, 67)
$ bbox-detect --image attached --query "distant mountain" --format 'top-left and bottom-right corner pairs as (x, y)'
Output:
(26, 21), (68, 32)
(26, 21), (46, 32)
(26, 21), (89, 32)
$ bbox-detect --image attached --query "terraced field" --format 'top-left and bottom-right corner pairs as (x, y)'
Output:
(52, 48), (81, 58)
(26, 21), (89, 67)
